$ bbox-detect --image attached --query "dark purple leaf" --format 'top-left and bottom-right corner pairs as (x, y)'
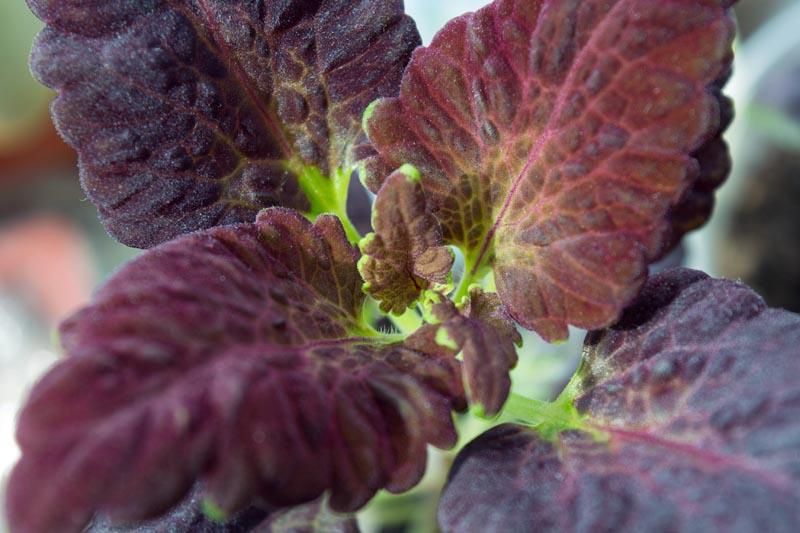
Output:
(5, 209), (465, 533)
(28, 0), (420, 247)
(363, 0), (736, 341)
(359, 165), (453, 314)
(439, 268), (800, 532)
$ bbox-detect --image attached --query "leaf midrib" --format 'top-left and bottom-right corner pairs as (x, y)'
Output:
(468, 0), (625, 276)
(595, 424), (797, 494)
(192, 0), (293, 159)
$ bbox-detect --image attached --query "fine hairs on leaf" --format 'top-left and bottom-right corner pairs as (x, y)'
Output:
(6, 209), (466, 532)
(358, 164), (454, 314)
(10, 0), (800, 532)
(439, 269), (800, 532)
(363, 0), (735, 341)
(28, 0), (419, 248)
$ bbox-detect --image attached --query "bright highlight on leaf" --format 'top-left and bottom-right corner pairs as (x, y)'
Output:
(27, 0), (420, 247)
(439, 269), (800, 532)
(364, 0), (736, 341)
(5, 209), (465, 533)
(358, 166), (454, 314)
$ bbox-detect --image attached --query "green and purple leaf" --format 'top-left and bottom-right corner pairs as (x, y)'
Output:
(423, 289), (521, 416)
(358, 165), (453, 314)
(439, 269), (800, 532)
(28, 0), (420, 247)
(364, 0), (736, 341)
(5, 209), (465, 533)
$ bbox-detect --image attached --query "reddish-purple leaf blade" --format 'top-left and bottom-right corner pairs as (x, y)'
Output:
(28, 0), (420, 247)
(364, 0), (736, 341)
(359, 166), (453, 314)
(5, 209), (464, 533)
(439, 269), (800, 532)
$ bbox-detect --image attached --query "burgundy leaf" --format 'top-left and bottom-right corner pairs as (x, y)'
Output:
(28, 0), (420, 247)
(439, 269), (800, 532)
(364, 0), (736, 341)
(5, 209), (465, 533)
(359, 165), (453, 314)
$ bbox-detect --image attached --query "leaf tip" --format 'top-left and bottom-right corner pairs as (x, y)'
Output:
(362, 98), (382, 133)
(397, 163), (421, 183)
(201, 499), (227, 523)
(435, 326), (459, 351)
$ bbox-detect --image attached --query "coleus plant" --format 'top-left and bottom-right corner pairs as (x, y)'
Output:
(7, 0), (799, 531)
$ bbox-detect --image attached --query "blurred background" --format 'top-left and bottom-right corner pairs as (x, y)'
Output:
(1, 1), (799, 531)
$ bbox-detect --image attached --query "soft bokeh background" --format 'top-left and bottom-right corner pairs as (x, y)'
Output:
(1, 1), (799, 531)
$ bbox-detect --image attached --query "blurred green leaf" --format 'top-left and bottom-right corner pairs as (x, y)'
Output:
(749, 103), (800, 152)
(0, 2), (49, 147)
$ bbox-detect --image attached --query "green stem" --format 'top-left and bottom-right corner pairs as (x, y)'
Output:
(498, 393), (575, 424)
(390, 307), (423, 335)
(296, 165), (362, 243)
(349, 320), (384, 339)
(337, 212), (361, 245)
(453, 248), (490, 304)
(490, 392), (587, 440)
(453, 273), (472, 304)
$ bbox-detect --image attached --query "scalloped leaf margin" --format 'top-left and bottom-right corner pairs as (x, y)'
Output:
(364, 0), (736, 341)
(28, 0), (420, 247)
(5, 209), (465, 533)
(439, 269), (800, 532)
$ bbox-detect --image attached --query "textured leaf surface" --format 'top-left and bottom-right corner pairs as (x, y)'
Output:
(425, 289), (521, 416)
(88, 494), (351, 533)
(364, 0), (736, 340)
(359, 166), (453, 314)
(439, 269), (800, 532)
(28, 0), (419, 247)
(260, 499), (358, 533)
(87, 486), (271, 532)
(5, 209), (465, 533)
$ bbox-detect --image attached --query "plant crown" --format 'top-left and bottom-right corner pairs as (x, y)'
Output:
(8, 1), (800, 532)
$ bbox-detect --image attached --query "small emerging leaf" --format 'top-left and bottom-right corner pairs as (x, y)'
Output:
(28, 0), (420, 247)
(5, 209), (465, 533)
(439, 269), (800, 532)
(420, 289), (521, 416)
(359, 166), (454, 314)
(364, 0), (736, 341)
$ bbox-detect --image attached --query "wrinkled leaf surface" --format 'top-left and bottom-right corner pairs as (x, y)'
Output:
(439, 269), (800, 532)
(364, 0), (736, 340)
